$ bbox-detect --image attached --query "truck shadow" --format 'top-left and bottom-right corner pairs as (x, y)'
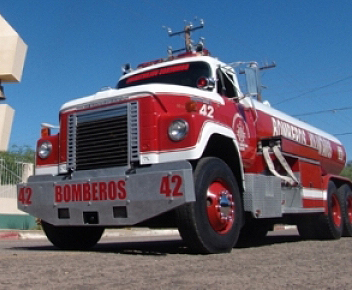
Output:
(91, 231), (303, 255)
(235, 234), (302, 249)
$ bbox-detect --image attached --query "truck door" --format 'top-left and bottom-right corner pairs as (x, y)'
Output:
(216, 68), (257, 167)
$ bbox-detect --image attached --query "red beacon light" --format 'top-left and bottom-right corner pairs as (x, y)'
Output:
(197, 77), (208, 88)
(197, 77), (215, 91)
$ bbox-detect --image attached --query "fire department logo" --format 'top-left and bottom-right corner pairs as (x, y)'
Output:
(232, 113), (250, 151)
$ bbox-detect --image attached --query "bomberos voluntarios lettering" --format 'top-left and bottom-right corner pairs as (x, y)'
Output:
(55, 180), (126, 203)
(271, 117), (332, 158)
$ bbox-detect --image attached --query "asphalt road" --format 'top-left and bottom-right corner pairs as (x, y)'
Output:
(0, 229), (351, 289)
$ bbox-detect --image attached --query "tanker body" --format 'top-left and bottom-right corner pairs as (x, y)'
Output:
(17, 21), (352, 253)
(254, 100), (346, 175)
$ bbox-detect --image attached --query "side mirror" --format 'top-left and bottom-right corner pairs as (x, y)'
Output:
(244, 66), (261, 97)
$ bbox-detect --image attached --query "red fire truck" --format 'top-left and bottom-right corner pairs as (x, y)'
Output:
(18, 21), (352, 253)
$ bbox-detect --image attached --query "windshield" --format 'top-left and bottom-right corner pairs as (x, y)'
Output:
(117, 61), (211, 89)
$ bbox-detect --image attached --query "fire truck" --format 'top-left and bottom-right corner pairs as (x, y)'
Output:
(18, 21), (352, 253)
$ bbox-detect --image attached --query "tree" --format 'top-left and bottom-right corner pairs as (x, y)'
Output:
(340, 161), (352, 180)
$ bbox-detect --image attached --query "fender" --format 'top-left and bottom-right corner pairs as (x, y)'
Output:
(140, 121), (245, 189)
(321, 174), (352, 214)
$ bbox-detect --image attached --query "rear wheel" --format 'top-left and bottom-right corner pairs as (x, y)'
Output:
(317, 181), (343, 239)
(176, 157), (243, 254)
(297, 181), (343, 240)
(42, 221), (104, 250)
(339, 184), (352, 237)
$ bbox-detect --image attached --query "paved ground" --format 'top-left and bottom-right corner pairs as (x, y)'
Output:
(0, 228), (351, 289)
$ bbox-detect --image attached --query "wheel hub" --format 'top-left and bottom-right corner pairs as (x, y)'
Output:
(331, 193), (342, 227)
(206, 180), (235, 234)
(347, 196), (352, 224)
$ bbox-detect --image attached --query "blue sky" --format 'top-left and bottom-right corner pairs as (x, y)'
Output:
(1, 1), (352, 159)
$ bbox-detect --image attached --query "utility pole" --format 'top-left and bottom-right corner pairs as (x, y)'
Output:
(164, 19), (204, 55)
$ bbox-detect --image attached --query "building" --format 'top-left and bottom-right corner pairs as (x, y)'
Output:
(0, 14), (33, 229)
(0, 14), (27, 84)
(0, 13), (27, 151)
(0, 104), (14, 151)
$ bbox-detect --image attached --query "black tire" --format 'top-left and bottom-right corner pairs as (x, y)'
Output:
(297, 181), (343, 240)
(339, 184), (352, 237)
(176, 157), (243, 254)
(42, 221), (104, 250)
(297, 181), (344, 240)
(316, 181), (344, 239)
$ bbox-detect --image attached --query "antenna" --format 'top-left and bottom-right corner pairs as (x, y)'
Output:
(163, 19), (205, 54)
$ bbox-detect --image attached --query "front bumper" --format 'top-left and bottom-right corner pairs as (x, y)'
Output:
(17, 161), (195, 226)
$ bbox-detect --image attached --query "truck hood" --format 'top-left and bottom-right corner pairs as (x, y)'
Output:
(60, 84), (225, 112)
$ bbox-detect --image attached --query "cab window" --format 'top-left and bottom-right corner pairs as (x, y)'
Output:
(216, 69), (237, 98)
(117, 61), (211, 89)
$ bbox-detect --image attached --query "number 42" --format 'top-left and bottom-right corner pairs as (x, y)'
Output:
(160, 175), (183, 197)
(199, 104), (214, 118)
(18, 187), (32, 205)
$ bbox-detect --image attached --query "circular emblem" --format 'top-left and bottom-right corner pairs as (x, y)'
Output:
(232, 113), (250, 151)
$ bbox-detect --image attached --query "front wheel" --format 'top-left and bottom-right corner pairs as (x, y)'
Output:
(176, 157), (243, 254)
(42, 221), (105, 250)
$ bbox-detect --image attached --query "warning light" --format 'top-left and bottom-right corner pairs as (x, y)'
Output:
(185, 100), (198, 112)
(41, 127), (51, 138)
(196, 77), (215, 91)
(197, 77), (208, 88)
(40, 123), (59, 138)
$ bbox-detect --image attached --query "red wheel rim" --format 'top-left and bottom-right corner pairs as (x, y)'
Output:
(331, 194), (342, 227)
(347, 195), (352, 225)
(206, 180), (235, 234)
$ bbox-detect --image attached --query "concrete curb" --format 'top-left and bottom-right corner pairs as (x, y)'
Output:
(273, 225), (297, 231)
(0, 225), (296, 241)
(102, 228), (179, 239)
(0, 228), (180, 240)
(0, 231), (20, 240)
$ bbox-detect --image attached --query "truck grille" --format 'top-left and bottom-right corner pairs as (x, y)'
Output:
(67, 102), (139, 171)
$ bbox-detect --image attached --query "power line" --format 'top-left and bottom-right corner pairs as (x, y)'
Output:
(292, 106), (352, 117)
(274, 75), (352, 106)
(334, 132), (352, 136)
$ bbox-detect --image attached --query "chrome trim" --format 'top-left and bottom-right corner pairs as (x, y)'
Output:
(67, 102), (139, 171)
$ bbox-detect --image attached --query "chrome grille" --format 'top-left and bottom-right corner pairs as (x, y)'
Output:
(67, 102), (139, 171)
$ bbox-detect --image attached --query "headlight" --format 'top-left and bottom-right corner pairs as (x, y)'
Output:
(168, 119), (189, 141)
(38, 141), (52, 159)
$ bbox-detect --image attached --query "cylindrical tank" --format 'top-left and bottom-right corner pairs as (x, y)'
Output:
(253, 100), (346, 175)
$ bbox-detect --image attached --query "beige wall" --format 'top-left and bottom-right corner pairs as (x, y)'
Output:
(0, 104), (14, 151)
(0, 14), (27, 83)
(0, 163), (34, 215)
